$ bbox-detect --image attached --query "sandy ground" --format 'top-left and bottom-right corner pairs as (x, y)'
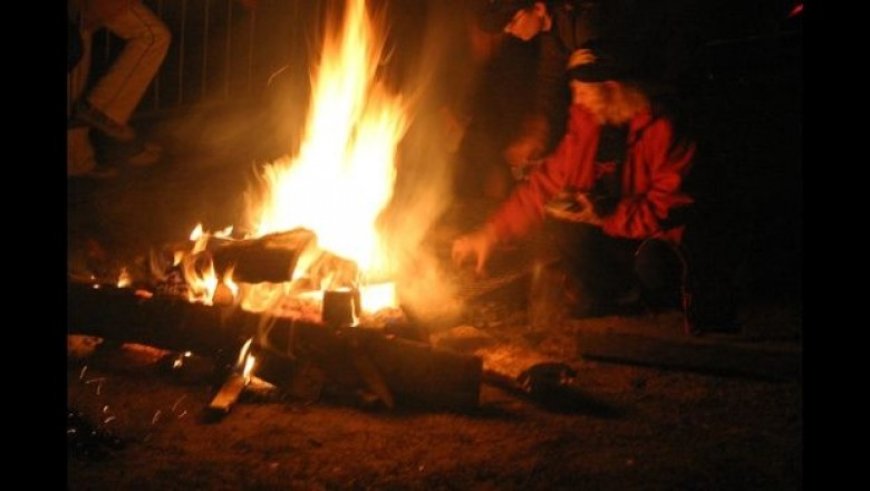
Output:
(67, 336), (800, 490)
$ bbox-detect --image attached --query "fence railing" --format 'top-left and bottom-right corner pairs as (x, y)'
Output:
(70, 0), (458, 121)
(76, 0), (329, 118)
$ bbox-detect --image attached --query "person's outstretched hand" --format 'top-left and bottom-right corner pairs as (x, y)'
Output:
(504, 134), (545, 169)
(452, 227), (498, 276)
(545, 192), (604, 226)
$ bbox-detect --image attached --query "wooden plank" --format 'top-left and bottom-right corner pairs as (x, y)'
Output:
(575, 317), (801, 380)
(208, 373), (248, 414)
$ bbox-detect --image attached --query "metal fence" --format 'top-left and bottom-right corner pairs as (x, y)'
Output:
(80, 0), (330, 118)
(71, 0), (461, 120)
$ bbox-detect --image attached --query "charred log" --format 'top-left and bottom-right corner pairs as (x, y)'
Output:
(68, 282), (482, 410)
(203, 228), (317, 284)
(173, 228), (360, 290)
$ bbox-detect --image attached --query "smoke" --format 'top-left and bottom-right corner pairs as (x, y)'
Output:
(160, 1), (486, 323)
(374, 0), (485, 323)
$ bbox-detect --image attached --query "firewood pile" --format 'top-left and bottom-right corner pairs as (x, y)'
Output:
(68, 223), (596, 421)
(68, 228), (483, 416)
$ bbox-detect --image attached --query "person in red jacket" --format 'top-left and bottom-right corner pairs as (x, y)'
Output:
(453, 41), (695, 317)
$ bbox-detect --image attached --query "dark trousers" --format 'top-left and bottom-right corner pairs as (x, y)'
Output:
(541, 220), (684, 310)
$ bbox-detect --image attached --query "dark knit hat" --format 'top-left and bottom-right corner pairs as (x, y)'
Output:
(477, 0), (535, 33)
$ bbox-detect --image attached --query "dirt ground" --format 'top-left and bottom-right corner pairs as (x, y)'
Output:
(67, 330), (800, 490)
(67, 297), (801, 490)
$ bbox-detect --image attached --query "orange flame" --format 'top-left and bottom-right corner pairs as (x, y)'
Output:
(223, 268), (239, 299)
(247, 0), (407, 287)
(360, 282), (397, 313)
(182, 252), (218, 305)
(242, 354), (256, 382)
(117, 267), (132, 288)
(237, 338), (256, 383)
(189, 223), (204, 241)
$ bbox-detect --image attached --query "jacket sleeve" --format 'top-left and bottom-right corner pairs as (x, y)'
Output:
(488, 106), (598, 242)
(601, 118), (695, 239)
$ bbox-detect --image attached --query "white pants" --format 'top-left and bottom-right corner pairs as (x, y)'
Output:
(67, 2), (170, 174)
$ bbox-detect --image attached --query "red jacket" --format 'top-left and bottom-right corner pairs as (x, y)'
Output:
(488, 104), (695, 243)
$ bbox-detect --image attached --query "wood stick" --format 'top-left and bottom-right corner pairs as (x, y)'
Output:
(207, 373), (248, 414)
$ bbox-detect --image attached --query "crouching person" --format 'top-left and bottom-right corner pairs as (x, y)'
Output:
(453, 42), (698, 326)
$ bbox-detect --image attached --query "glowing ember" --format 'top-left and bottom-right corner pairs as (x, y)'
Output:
(117, 267), (132, 288)
(360, 282), (397, 313)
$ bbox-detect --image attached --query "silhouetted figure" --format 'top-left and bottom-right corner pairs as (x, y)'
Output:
(68, 0), (171, 178)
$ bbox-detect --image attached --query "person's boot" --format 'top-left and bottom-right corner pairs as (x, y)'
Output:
(74, 101), (136, 142)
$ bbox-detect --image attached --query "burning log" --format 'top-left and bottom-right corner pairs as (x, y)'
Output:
(193, 229), (318, 284)
(68, 282), (482, 410)
(175, 228), (360, 290)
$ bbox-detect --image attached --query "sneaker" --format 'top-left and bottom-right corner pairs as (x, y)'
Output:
(74, 102), (136, 142)
(68, 154), (118, 180)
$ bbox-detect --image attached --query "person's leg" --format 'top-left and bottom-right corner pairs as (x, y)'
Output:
(68, 26), (93, 117)
(634, 238), (685, 309)
(68, 28), (98, 176)
(86, 2), (171, 125)
(590, 233), (641, 304)
(547, 220), (639, 315)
